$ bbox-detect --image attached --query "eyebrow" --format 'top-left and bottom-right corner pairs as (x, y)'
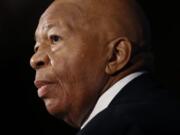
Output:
(34, 23), (57, 41)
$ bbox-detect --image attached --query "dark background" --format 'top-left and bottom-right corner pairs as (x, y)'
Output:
(0, 0), (179, 134)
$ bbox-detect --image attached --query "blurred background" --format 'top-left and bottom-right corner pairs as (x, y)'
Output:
(0, 0), (179, 134)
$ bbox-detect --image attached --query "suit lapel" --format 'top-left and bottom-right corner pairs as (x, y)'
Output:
(109, 73), (158, 106)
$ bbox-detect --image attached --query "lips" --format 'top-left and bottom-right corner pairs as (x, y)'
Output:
(34, 80), (54, 97)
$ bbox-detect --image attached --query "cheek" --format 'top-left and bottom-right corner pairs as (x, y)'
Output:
(49, 53), (91, 101)
(51, 49), (84, 81)
(45, 51), (108, 124)
(49, 53), (83, 102)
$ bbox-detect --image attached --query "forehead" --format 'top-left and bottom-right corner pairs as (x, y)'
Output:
(35, 1), (109, 44)
(38, 3), (85, 29)
(35, 3), (88, 41)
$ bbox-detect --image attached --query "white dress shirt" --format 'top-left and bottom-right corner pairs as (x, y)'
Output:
(81, 72), (144, 129)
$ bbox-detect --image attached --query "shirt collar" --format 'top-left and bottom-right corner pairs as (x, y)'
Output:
(81, 71), (145, 129)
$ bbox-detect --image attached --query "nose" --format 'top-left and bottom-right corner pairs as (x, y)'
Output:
(30, 51), (50, 70)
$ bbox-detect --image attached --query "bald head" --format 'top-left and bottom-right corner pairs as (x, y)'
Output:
(49, 0), (150, 47)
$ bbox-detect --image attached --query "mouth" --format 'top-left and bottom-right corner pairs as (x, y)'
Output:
(34, 80), (54, 98)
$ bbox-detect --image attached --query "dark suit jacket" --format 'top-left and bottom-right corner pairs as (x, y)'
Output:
(77, 73), (180, 135)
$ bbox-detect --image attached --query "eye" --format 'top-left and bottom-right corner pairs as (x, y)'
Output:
(49, 35), (61, 44)
(34, 45), (39, 53)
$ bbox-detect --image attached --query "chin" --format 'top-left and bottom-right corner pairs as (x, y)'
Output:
(43, 98), (81, 127)
(44, 98), (66, 117)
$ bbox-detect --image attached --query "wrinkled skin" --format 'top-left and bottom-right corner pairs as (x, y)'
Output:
(30, 0), (150, 127)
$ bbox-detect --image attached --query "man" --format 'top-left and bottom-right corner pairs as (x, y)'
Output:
(30, 0), (180, 134)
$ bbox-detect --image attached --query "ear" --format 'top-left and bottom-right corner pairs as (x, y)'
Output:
(105, 37), (132, 75)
